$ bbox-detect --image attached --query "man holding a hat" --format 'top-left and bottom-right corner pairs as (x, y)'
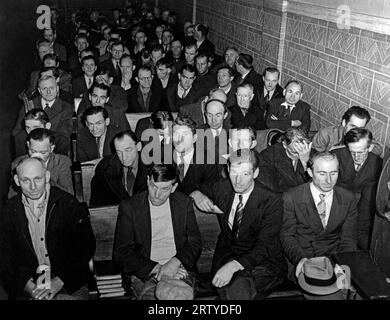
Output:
(281, 152), (357, 299)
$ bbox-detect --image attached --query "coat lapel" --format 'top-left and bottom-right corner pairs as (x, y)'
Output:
(137, 192), (152, 257)
(169, 193), (184, 246)
(298, 183), (325, 233)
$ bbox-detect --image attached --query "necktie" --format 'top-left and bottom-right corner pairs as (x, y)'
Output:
(317, 193), (327, 228)
(355, 163), (362, 172)
(96, 137), (101, 157)
(44, 103), (49, 111)
(240, 108), (248, 117)
(232, 195), (244, 240)
(178, 153), (185, 182)
(123, 167), (136, 196)
(88, 77), (92, 88)
(265, 90), (270, 102)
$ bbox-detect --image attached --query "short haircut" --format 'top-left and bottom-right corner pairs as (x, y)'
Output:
(217, 65), (234, 77)
(151, 111), (174, 130)
(110, 40), (124, 51)
(75, 34), (88, 42)
(120, 54), (133, 65)
(224, 46), (239, 55)
(140, 48), (151, 59)
(38, 74), (56, 87)
(39, 66), (60, 79)
(344, 127), (373, 146)
(27, 128), (55, 145)
(195, 52), (209, 62)
(284, 79), (303, 91)
(80, 47), (95, 57)
(196, 24), (209, 37)
(113, 129), (139, 144)
(162, 29), (173, 37)
(171, 39), (182, 46)
(307, 152), (339, 170)
(109, 28), (121, 37)
(138, 65), (152, 76)
(237, 82), (254, 93)
(342, 106), (371, 124)
(25, 108), (50, 124)
(230, 126), (257, 141)
(81, 55), (97, 65)
(282, 127), (310, 145)
(236, 53), (253, 69)
(184, 42), (197, 51)
(147, 163), (179, 184)
(151, 44), (164, 54)
(95, 67), (110, 77)
(180, 64), (196, 75)
(204, 98), (227, 113)
(156, 57), (173, 69)
(89, 82), (111, 98)
(228, 148), (259, 171)
(36, 39), (51, 49)
(263, 67), (280, 78)
(174, 116), (196, 134)
(42, 53), (59, 65)
(82, 106), (109, 125)
(135, 29), (146, 37)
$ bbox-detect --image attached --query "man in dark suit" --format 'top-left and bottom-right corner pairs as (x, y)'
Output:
(126, 66), (163, 112)
(100, 40), (124, 86)
(90, 130), (148, 206)
(257, 67), (284, 112)
(234, 53), (263, 89)
(166, 64), (202, 111)
(13, 75), (73, 137)
(68, 34), (90, 77)
(193, 24), (215, 56)
(172, 116), (220, 195)
(217, 66), (237, 110)
(2, 157), (95, 300)
(258, 127), (312, 193)
(76, 106), (121, 162)
(113, 164), (202, 300)
(72, 55), (97, 98)
(166, 39), (185, 75)
(229, 83), (266, 130)
(191, 149), (286, 299)
(193, 53), (217, 98)
(42, 28), (67, 63)
(266, 80), (311, 132)
(332, 128), (383, 250)
(281, 152), (357, 297)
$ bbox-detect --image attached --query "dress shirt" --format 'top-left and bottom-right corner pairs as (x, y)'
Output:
(310, 182), (334, 227)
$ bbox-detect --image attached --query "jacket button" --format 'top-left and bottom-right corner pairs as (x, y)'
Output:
(40, 238), (44, 241)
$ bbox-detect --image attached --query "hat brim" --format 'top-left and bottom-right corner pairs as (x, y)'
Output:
(298, 273), (340, 296)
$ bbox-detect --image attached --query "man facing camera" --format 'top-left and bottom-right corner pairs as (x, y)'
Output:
(113, 164), (202, 300)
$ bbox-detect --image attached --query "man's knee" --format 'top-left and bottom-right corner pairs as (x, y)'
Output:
(218, 271), (256, 300)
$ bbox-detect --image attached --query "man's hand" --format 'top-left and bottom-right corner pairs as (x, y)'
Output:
(149, 264), (162, 277)
(190, 191), (215, 212)
(295, 141), (312, 169)
(157, 257), (181, 281)
(270, 115), (278, 120)
(174, 266), (189, 280)
(212, 261), (243, 288)
(31, 277), (64, 300)
(291, 120), (302, 127)
(295, 258), (308, 278)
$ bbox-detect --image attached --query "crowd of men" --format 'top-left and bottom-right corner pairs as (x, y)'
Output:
(0, 1), (386, 300)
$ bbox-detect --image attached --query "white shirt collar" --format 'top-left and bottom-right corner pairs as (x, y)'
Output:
(41, 98), (55, 108)
(174, 148), (194, 165)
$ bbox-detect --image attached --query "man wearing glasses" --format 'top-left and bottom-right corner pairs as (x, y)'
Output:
(167, 64), (203, 112)
(229, 83), (266, 130)
(332, 128), (383, 250)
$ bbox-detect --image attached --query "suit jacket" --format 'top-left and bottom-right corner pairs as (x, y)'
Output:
(89, 154), (148, 206)
(224, 83), (238, 110)
(53, 42), (67, 62)
(332, 147), (383, 249)
(257, 143), (311, 193)
(100, 59), (122, 85)
(197, 38), (215, 56)
(235, 69), (263, 89)
(178, 100), (205, 127)
(166, 84), (203, 112)
(28, 69), (72, 96)
(229, 102), (266, 130)
(72, 76), (90, 98)
(110, 85), (128, 113)
(10, 153), (74, 197)
(281, 183), (358, 268)
(193, 72), (217, 98)
(76, 125), (121, 162)
(126, 85), (163, 113)
(266, 98), (311, 132)
(2, 187), (95, 298)
(113, 191), (202, 280)
(151, 74), (178, 111)
(256, 83), (284, 113)
(134, 117), (152, 141)
(200, 180), (286, 275)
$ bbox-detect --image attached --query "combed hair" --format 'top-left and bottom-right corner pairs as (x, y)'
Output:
(120, 54), (133, 65)
(156, 57), (173, 69)
(81, 55), (97, 65)
(227, 148), (259, 171)
(25, 108), (49, 124)
(284, 79), (303, 92)
(38, 75), (57, 87)
(237, 82), (254, 93)
(147, 163), (179, 184)
(174, 116), (197, 134)
(27, 128), (55, 145)
(42, 53), (59, 65)
(89, 82), (111, 98)
(342, 106), (371, 124)
(39, 66), (60, 79)
(195, 52), (210, 62)
(82, 106), (109, 125)
(110, 40), (124, 51)
(195, 24), (209, 37)
(217, 65), (234, 78)
(180, 64), (196, 75)
(344, 127), (373, 146)
(307, 152), (338, 170)
(113, 129), (139, 144)
(282, 127), (310, 145)
(262, 67), (280, 78)
(236, 53), (253, 69)
(151, 111), (174, 130)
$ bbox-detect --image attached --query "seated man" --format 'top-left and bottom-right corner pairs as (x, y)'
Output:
(119, 54), (137, 92)
(13, 75), (73, 137)
(172, 116), (220, 195)
(76, 106), (120, 162)
(332, 128), (383, 250)
(90, 130), (148, 206)
(266, 80), (311, 133)
(2, 157), (95, 300)
(166, 64), (202, 112)
(135, 110), (174, 144)
(191, 149), (287, 300)
(10, 128), (73, 196)
(229, 83), (266, 130)
(113, 164), (202, 300)
(257, 67), (284, 112)
(13, 108), (70, 158)
(192, 53), (217, 98)
(312, 105), (383, 156)
(234, 53), (263, 89)
(72, 55), (97, 98)
(217, 66), (237, 110)
(281, 152), (357, 299)
(257, 127), (312, 193)
(100, 40), (124, 85)
(126, 66), (162, 112)
(76, 82), (130, 132)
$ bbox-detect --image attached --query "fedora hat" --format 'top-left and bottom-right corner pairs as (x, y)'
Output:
(298, 256), (348, 295)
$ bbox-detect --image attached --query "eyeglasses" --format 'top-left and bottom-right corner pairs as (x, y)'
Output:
(236, 93), (252, 99)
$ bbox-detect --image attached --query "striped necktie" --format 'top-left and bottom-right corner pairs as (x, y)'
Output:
(232, 194), (244, 240)
(317, 193), (327, 228)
